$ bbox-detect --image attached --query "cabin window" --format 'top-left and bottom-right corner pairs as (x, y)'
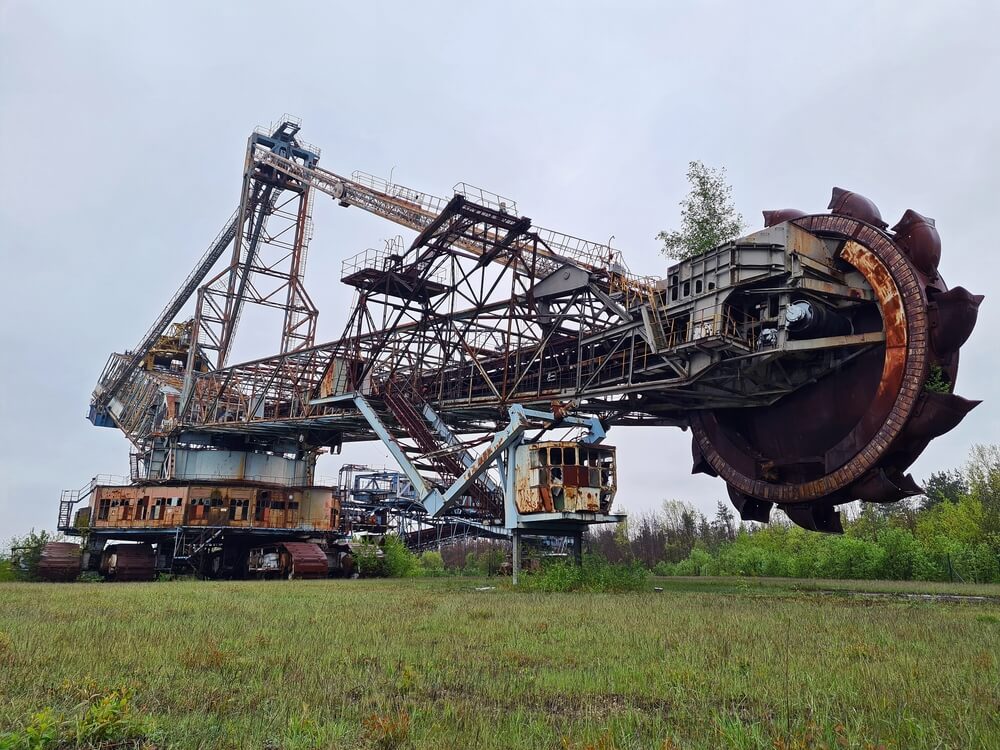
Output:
(708, 282), (715, 291)
(564, 447), (576, 465)
(255, 497), (270, 522)
(98, 499), (111, 521)
(683, 281), (691, 297)
(695, 280), (703, 294)
(550, 447), (562, 465)
(229, 499), (250, 521)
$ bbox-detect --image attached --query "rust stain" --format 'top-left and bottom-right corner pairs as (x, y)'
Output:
(88, 483), (340, 532)
(514, 441), (617, 515)
(692, 216), (930, 507)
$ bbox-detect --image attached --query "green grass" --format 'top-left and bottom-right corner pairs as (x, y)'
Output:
(654, 575), (1000, 598)
(0, 577), (997, 749)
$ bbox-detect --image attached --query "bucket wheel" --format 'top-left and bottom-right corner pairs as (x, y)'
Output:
(692, 189), (983, 532)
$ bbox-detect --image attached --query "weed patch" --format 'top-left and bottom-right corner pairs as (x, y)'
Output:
(0, 687), (157, 750)
(518, 555), (649, 592)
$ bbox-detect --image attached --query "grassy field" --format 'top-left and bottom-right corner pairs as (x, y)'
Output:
(0, 577), (997, 749)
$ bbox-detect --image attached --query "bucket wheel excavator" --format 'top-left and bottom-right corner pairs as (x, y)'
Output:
(52, 119), (982, 582)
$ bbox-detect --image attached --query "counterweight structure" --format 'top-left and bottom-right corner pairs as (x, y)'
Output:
(57, 119), (982, 579)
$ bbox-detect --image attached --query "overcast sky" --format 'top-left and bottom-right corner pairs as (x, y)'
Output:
(1, 1), (998, 537)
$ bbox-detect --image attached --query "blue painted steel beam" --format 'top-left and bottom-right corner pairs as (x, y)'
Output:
(352, 395), (442, 509)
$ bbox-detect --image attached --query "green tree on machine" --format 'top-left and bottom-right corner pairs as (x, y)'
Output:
(658, 161), (745, 260)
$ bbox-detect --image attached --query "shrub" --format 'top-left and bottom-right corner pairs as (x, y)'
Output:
(357, 537), (421, 578)
(419, 551), (446, 576)
(0, 559), (17, 582)
(652, 560), (677, 576)
(4, 530), (61, 581)
(519, 555), (648, 593)
(461, 548), (506, 576)
(673, 548), (713, 576)
(382, 536), (420, 578)
(355, 541), (386, 578)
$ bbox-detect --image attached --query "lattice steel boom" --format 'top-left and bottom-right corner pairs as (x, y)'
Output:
(80, 120), (982, 542)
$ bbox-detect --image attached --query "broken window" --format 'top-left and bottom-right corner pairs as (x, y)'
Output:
(228, 499), (250, 521)
(255, 495), (270, 522)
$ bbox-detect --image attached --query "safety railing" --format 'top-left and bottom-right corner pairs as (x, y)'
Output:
(453, 182), (518, 215)
(350, 171), (450, 217)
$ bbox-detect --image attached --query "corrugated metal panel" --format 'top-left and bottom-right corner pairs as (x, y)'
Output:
(281, 542), (328, 579)
(101, 544), (156, 582)
(37, 542), (81, 582)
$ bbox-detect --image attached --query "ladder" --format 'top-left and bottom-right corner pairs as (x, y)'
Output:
(380, 385), (501, 516)
(57, 479), (96, 531)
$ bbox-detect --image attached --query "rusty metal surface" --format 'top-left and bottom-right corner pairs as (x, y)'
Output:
(87, 482), (339, 533)
(100, 544), (155, 582)
(928, 286), (983, 355)
(689, 192), (982, 529)
(892, 209), (941, 277)
(828, 187), (888, 229)
(281, 542), (329, 579)
(692, 212), (931, 506)
(514, 442), (615, 515)
(37, 542), (81, 582)
(762, 208), (807, 227)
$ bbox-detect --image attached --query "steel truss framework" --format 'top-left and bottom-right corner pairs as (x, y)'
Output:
(182, 195), (849, 444)
(84, 119), (982, 533)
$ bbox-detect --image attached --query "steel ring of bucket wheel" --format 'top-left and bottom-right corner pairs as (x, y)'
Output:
(692, 190), (982, 532)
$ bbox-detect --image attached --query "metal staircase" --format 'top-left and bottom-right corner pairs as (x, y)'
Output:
(172, 528), (224, 572)
(58, 475), (128, 531)
(380, 384), (501, 517)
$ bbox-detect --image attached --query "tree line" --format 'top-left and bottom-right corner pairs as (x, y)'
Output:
(589, 444), (1000, 583)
